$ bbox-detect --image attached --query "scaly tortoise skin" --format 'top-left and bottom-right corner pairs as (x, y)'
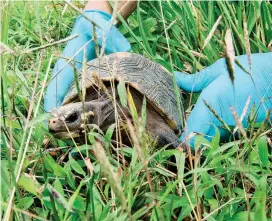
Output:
(49, 52), (184, 147)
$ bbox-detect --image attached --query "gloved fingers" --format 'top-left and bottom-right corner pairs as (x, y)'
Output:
(62, 10), (131, 58)
(174, 58), (227, 92)
(60, 31), (98, 65)
(44, 93), (63, 112)
(96, 24), (131, 53)
(179, 98), (214, 148)
(174, 71), (203, 92)
(61, 10), (129, 63)
(81, 11), (131, 53)
(44, 81), (63, 112)
(44, 57), (78, 112)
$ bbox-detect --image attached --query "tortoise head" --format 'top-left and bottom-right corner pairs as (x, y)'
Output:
(48, 99), (114, 139)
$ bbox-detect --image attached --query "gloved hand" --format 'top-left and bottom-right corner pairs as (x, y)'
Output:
(44, 10), (131, 112)
(175, 53), (272, 148)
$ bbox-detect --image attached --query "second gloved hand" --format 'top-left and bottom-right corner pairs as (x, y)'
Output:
(44, 10), (131, 112)
(175, 53), (272, 148)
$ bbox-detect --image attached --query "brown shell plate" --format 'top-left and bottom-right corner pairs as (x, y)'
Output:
(62, 52), (184, 132)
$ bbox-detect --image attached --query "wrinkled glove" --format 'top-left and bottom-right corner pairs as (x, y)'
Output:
(175, 52), (272, 148)
(44, 10), (131, 112)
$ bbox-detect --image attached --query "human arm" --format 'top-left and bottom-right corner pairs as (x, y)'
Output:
(84, 1), (137, 19)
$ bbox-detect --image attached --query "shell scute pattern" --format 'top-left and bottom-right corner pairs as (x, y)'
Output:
(63, 52), (183, 129)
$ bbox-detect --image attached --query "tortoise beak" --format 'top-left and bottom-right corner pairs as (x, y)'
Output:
(48, 117), (81, 139)
(48, 117), (61, 132)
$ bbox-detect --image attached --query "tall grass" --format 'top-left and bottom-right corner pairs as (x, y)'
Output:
(1, 1), (272, 220)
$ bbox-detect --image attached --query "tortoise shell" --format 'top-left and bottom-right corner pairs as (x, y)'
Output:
(63, 52), (184, 133)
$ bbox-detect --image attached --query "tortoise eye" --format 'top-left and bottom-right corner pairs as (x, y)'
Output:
(66, 113), (78, 123)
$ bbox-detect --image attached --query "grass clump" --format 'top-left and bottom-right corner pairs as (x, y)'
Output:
(1, 1), (272, 220)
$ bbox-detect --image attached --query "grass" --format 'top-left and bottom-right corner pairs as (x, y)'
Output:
(1, 1), (272, 220)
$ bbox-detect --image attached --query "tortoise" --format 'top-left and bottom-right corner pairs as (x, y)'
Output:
(48, 52), (184, 148)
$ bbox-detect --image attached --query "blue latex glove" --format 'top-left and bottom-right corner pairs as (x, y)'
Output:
(175, 53), (272, 148)
(44, 10), (131, 112)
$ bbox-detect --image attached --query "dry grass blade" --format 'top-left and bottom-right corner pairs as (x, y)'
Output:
(203, 99), (231, 132)
(196, 9), (202, 49)
(202, 198), (234, 221)
(81, 47), (87, 104)
(1, 202), (49, 221)
(126, 119), (154, 192)
(179, 132), (196, 151)
(224, 29), (235, 84)
(181, 180), (200, 221)
(92, 24), (99, 58)
(268, 40), (272, 51)
(155, 164), (176, 178)
(82, 47), (89, 145)
(234, 59), (250, 75)
(233, 96), (251, 134)
(252, 110), (271, 140)
(194, 148), (202, 220)
(190, 50), (208, 59)
(93, 141), (129, 214)
(230, 106), (248, 139)
(243, 11), (252, 74)
(84, 158), (94, 176)
(203, 15), (222, 49)
(21, 34), (79, 54)
(0, 42), (15, 55)
(126, 119), (144, 163)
